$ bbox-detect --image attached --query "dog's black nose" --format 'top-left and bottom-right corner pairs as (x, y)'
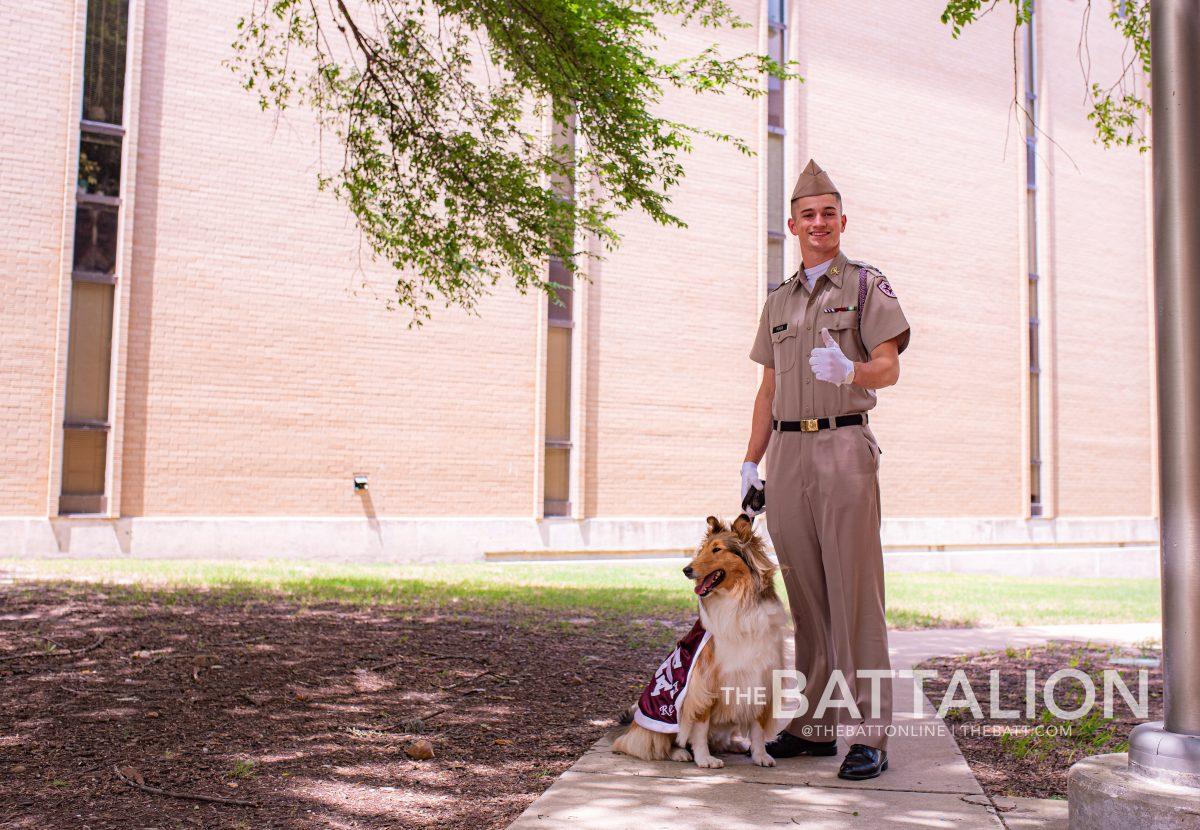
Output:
(682, 565), (694, 578)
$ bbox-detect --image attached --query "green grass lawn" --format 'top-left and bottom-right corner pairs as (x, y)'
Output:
(0, 558), (1161, 630)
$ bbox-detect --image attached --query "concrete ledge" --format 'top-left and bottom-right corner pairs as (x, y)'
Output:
(0, 515), (1160, 576)
(1068, 753), (1200, 829)
(882, 545), (1160, 579)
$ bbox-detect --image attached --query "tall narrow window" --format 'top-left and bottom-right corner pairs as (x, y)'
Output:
(1023, 6), (1044, 517)
(766, 0), (787, 291)
(61, 0), (129, 514)
(544, 114), (576, 517)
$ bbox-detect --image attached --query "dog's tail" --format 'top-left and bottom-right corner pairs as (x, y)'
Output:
(617, 702), (636, 725)
(612, 722), (676, 761)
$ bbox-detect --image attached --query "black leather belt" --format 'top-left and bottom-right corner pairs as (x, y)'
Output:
(773, 413), (868, 432)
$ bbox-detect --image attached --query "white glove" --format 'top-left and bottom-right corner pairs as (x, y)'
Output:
(809, 328), (856, 386)
(740, 461), (765, 516)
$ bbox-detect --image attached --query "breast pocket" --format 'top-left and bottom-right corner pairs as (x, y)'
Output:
(771, 325), (799, 374)
(820, 312), (863, 361)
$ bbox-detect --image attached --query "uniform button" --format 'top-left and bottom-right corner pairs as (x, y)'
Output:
(806, 325), (812, 331)
(805, 378), (811, 385)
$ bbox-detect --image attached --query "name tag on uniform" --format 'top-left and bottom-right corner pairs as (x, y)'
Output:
(772, 323), (789, 334)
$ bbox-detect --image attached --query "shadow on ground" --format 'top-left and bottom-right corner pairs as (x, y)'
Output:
(0, 581), (687, 829)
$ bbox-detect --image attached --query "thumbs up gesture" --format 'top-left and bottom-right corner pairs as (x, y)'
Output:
(809, 328), (856, 386)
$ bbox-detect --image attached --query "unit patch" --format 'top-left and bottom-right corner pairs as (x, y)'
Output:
(877, 279), (897, 299)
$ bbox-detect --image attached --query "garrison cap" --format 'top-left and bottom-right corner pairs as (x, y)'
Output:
(791, 159), (839, 202)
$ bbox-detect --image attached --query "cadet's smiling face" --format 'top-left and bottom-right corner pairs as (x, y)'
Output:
(788, 194), (847, 264)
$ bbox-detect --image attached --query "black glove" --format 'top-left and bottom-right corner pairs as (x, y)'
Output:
(741, 480), (765, 515)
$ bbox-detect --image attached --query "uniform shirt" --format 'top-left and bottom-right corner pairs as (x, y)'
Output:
(750, 250), (910, 421)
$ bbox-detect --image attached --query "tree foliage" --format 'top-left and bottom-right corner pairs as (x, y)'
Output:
(941, 0), (1151, 152)
(231, 0), (794, 321)
(232, 1), (1149, 320)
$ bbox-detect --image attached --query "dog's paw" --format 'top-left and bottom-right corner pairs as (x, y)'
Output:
(669, 747), (693, 763)
(695, 756), (725, 769)
(751, 751), (776, 768)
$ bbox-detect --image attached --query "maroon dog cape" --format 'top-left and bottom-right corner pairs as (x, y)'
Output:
(633, 618), (712, 733)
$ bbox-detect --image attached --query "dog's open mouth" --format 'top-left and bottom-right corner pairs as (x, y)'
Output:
(694, 569), (726, 597)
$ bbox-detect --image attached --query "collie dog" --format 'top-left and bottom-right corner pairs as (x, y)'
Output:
(612, 514), (789, 769)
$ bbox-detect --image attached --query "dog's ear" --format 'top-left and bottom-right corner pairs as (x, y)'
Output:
(706, 516), (726, 536)
(732, 513), (755, 543)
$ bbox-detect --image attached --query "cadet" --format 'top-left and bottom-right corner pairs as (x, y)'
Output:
(742, 160), (910, 781)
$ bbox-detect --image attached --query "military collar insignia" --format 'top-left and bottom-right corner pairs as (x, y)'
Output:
(823, 252), (850, 288)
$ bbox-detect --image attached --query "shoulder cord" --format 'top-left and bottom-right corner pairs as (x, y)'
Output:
(857, 266), (869, 353)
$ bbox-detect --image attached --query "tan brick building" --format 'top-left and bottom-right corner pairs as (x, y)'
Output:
(1, 0), (1158, 566)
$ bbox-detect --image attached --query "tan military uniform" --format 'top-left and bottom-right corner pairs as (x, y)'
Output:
(750, 248), (910, 751)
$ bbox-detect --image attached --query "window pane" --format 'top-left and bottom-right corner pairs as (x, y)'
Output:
(768, 27), (785, 129)
(768, 24), (785, 64)
(545, 326), (572, 441)
(78, 133), (122, 196)
(545, 107), (576, 519)
(83, 0), (129, 124)
(64, 281), (115, 423)
(768, 82), (785, 131)
(62, 428), (107, 496)
(768, 133), (785, 234)
(768, 238), (784, 292)
(548, 258), (573, 323)
(550, 114), (576, 201)
(73, 203), (119, 275)
(769, 0), (785, 27)
(544, 447), (570, 510)
(1028, 319), (1039, 370)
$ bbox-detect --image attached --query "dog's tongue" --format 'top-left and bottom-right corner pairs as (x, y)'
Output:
(695, 571), (721, 596)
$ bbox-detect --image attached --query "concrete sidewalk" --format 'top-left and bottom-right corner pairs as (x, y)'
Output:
(507, 622), (1160, 829)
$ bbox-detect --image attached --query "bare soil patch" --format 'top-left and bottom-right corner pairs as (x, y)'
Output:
(0, 583), (687, 829)
(917, 640), (1163, 799)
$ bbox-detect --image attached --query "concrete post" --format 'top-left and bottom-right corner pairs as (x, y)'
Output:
(1069, 5), (1200, 825)
(1126, 0), (1200, 786)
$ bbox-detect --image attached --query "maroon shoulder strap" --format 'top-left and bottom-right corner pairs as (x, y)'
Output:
(857, 266), (868, 326)
(858, 267), (869, 352)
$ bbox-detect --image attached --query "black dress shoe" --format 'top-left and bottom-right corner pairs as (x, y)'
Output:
(837, 743), (888, 780)
(762, 731), (839, 758)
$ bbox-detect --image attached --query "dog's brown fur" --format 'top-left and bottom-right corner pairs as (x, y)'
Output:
(612, 515), (790, 768)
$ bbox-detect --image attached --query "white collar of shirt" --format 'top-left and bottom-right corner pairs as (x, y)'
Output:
(802, 257), (834, 289)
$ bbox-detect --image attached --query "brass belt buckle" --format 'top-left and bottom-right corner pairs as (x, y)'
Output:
(801, 418), (819, 432)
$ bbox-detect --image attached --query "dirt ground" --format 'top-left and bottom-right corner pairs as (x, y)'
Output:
(0, 584), (687, 829)
(917, 641), (1163, 800)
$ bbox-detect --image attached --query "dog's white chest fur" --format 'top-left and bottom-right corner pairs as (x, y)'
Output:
(699, 593), (788, 719)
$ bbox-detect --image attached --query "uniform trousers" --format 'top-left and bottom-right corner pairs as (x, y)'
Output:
(765, 422), (892, 751)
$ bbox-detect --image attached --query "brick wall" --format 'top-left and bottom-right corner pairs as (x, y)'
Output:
(0, 1), (79, 516)
(120, 1), (539, 517)
(1, 0), (1156, 534)
(788, 1), (1027, 517)
(1039, 0), (1154, 517)
(583, 0), (762, 517)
